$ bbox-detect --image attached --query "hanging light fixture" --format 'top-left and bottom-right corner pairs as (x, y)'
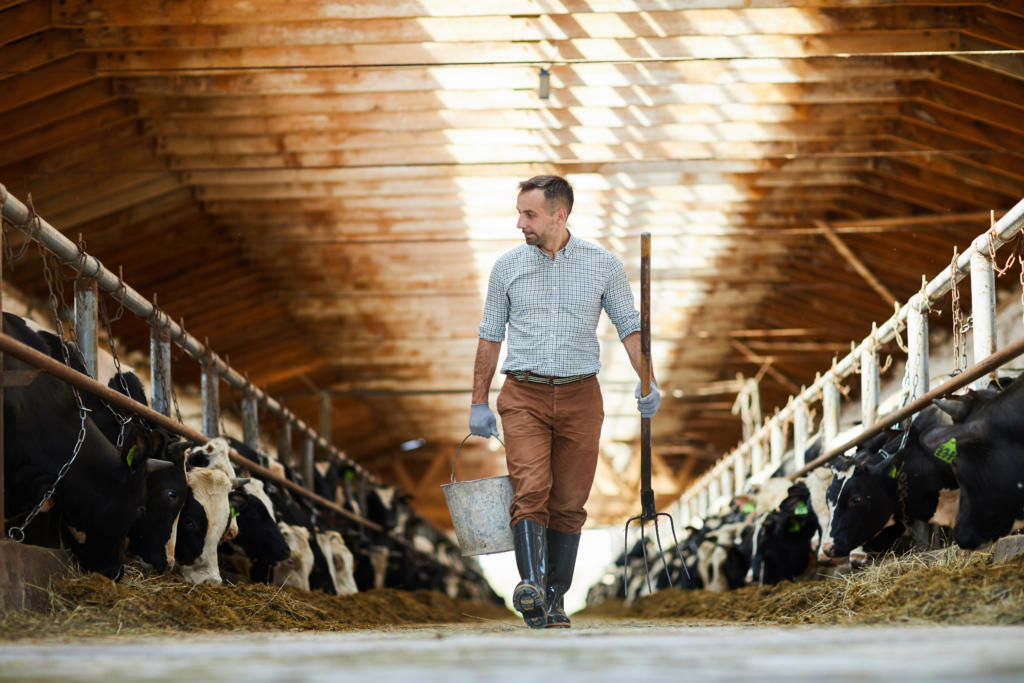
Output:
(538, 67), (550, 100)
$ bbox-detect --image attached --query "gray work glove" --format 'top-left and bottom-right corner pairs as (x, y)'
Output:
(469, 402), (499, 438)
(635, 381), (661, 418)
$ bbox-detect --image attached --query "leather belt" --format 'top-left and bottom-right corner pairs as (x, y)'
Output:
(507, 370), (597, 385)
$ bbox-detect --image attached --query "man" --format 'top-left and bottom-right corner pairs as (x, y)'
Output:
(469, 174), (661, 629)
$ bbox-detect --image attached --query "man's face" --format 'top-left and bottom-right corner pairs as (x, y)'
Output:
(516, 188), (564, 250)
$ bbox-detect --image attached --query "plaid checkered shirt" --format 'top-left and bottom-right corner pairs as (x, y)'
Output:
(478, 233), (641, 376)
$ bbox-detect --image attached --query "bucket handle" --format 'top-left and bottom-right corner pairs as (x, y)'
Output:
(451, 433), (504, 483)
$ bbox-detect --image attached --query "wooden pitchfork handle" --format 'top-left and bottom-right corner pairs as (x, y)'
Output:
(639, 232), (656, 520)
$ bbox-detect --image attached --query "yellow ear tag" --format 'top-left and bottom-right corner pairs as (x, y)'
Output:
(933, 438), (957, 464)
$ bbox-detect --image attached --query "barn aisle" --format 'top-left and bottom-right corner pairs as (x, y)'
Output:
(1, 622), (1023, 682)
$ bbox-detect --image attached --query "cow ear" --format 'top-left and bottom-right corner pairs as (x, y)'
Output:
(921, 419), (989, 453)
(229, 489), (248, 512)
(120, 426), (150, 472)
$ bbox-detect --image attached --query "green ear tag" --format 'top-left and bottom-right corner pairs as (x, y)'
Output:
(888, 460), (904, 479)
(126, 444), (137, 467)
(344, 470), (356, 481)
(230, 506), (239, 519)
(933, 438), (958, 464)
(742, 502), (756, 514)
(794, 502), (809, 516)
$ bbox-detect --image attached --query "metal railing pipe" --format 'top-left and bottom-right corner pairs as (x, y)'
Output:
(792, 333), (1024, 479)
(0, 185), (376, 483)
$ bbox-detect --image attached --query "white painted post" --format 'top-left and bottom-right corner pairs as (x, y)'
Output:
(907, 300), (930, 400)
(769, 421), (784, 471)
(734, 448), (747, 495)
(750, 437), (764, 478)
(708, 477), (721, 513)
(697, 487), (709, 518)
(823, 378), (840, 451)
(201, 354), (219, 438)
(720, 466), (733, 503)
(242, 394), (260, 448)
(149, 318), (171, 417)
(73, 277), (98, 378)
(970, 251), (997, 389)
(860, 341), (880, 428)
(793, 400), (809, 470)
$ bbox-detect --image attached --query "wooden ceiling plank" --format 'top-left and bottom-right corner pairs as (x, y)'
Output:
(89, 32), (964, 69)
(141, 102), (905, 137)
(52, 0), (978, 26)
(0, 0), (49, 45)
(0, 53), (97, 113)
(0, 28), (78, 78)
(0, 101), (139, 166)
(155, 120), (887, 156)
(0, 80), (119, 144)
(117, 74), (909, 103)
(69, 7), (967, 49)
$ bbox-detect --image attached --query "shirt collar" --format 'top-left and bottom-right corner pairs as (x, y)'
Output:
(531, 231), (576, 260)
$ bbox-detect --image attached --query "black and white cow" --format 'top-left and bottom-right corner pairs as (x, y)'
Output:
(221, 478), (291, 584)
(821, 405), (957, 560)
(922, 374), (1024, 549)
(2, 313), (169, 579)
(749, 482), (819, 585)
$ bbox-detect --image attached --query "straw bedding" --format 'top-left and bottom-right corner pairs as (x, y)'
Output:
(581, 548), (1024, 625)
(0, 562), (512, 640)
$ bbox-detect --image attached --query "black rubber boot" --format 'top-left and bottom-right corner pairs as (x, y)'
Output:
(511, 519), (548, 629)
(545, 528), (580, 628)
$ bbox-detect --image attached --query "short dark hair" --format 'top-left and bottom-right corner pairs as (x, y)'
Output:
(518, 175), (573, 216)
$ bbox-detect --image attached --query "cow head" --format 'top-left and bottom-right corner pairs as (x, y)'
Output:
(178, 467), (234, 584)
(128, 442), (189, 572)
(56, 424), (158, 579)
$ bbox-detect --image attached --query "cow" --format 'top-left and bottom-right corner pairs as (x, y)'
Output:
(2, 313), (168, 579)
(317, 530), (359, 595)
(696, 521), (753, 592)
(274, 523), (315, 591)
(176, 466), (237, 584)
(748, 482), (819, 585)
(127, 445), (189, 572)
(922, 374), (1024, 549)
(821, 405), (957, 560)
(221, 479), (291, 584)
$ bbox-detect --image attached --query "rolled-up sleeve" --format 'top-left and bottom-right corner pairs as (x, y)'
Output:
(602, 257), (641, 340)
(478, 260), (509, 342)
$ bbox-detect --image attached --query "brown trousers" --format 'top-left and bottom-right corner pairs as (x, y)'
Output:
(496, 374), (604, 534)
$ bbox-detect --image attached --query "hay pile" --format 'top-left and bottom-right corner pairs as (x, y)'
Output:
(0, 563), (512, 640)
(582, 548), (1024, 625)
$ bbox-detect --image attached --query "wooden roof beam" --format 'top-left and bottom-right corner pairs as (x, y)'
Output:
(816, 219), (896, 309)
(1, 0), (49, 45)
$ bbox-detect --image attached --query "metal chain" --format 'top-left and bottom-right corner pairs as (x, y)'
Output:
(98, 297), (135, 447)
(949, 248), (967, 376)
(9, 244), (92, 542)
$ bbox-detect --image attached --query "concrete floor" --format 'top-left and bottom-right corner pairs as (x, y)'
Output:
(1, 620), (1023, 682)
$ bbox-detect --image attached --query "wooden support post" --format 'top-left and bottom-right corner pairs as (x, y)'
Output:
(970, 251), (997, 390)
(149, 318), (171, 417)
(860, 340), (880, 428)
(793, 400), (809, 470)
(241, 393), (259, 449)
(302, 436), (315, 491)
(73, 277), (98, 378)
(276, 420), (292, 467)
(823, 378), (840, 451)
(201, 353), (219, 438)
(907, 301), (930, 400)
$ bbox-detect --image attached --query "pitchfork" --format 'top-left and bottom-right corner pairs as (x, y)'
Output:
(623, 232), (688, 597)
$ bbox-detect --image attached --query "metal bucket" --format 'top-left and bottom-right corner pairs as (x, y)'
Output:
(441, 434), (514, 556)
